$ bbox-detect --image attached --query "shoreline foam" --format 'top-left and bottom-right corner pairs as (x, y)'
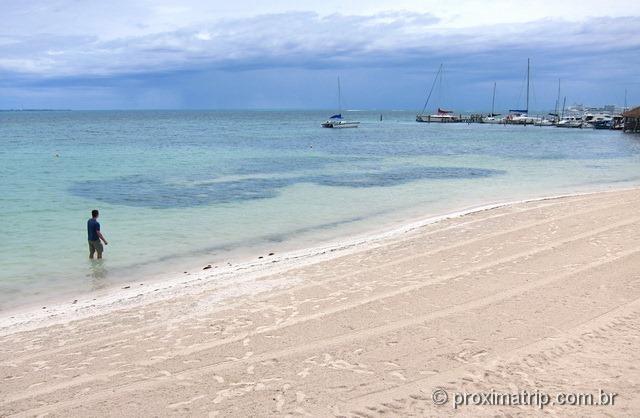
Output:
(2, 185), (637, 335)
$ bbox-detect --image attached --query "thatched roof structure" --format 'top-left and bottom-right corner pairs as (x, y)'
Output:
(622, 106), (640, 118)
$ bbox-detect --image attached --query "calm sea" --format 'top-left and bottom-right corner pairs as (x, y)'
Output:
(1, 110), (639, 310)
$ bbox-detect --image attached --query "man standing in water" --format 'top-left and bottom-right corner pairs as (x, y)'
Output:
(88, 209), (108, 259)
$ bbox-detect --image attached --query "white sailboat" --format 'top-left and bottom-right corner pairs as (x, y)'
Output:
(416, 64), (460, 123)
(535, 78), (561, 126)
(505, 59), (541, 125)
(555, 96), (583, 128)
(321, 78), (360, 128)
(482, 82), (503, 124)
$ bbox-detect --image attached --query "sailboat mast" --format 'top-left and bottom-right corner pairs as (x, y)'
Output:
(526, 58), (530, 114)
(420, 64), (443, 115)
(491, 82), (496, 115)
(337, 77), (342, 114)
(555, 79), (561, 121)
(624, 88), (628, 111)
(561, 96), (566, 119)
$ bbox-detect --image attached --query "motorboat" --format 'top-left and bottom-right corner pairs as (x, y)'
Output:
(556, 116), (583, 128)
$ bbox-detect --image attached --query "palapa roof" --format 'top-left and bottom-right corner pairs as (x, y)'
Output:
(623, 106), (640, 118)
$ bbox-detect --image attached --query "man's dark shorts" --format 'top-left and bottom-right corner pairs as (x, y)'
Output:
(89, 240), (103, 256)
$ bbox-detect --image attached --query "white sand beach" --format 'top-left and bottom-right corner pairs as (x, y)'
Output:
(2, 188), (640, 417)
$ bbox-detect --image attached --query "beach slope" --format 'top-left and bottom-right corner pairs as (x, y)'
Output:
(1, 189), (640, 416)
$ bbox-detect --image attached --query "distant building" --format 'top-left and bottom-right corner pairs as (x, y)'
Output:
(623, 107), (640, 133)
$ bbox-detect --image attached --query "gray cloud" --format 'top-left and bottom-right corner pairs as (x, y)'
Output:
(0, 11), (439, 77)
(2, 12), (639, 79)
(1, 10), (639, 110)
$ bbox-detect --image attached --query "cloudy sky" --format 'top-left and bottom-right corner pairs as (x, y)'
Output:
(1, 0), (639, 110)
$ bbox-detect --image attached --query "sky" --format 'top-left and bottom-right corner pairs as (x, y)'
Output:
(1, 0), (639, 110)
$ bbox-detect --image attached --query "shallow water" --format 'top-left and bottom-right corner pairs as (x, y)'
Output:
(1, 110), (639, 310)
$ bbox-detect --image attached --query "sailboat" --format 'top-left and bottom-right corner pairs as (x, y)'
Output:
(482, 82), (502, 124)
(534, 78), (561, 126)
(548, 78), (562, 123)
(506, 59), (541, 125)
(556, 96), (583, 128)
(321, 77), (360, 128)
(416, 64), (459, 123)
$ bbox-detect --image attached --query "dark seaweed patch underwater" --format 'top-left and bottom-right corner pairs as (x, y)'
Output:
(70, 166), (505, 208)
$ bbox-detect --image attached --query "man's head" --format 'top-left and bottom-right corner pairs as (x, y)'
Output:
(92, 209), (99, 219)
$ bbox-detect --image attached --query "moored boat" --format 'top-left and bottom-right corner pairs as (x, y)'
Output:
(534, 118), (554, 126)
(416, 64), (461, 123)
(321, 114), (360, 128)
(584, 113), (613, 129)
(416, 108), (459, 123)
(556, 115), (583, 128)
(506, 111), (541, 125)
(592, 120), (613, 129)
(482, 115), (504, 124)
(481, 82), (503, 123)
(322, 77), (359, 129)
(504, 59), (538, 125)
(612, 115), (624, 130)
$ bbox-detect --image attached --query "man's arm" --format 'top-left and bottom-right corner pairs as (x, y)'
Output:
(97, 230), (108, 245)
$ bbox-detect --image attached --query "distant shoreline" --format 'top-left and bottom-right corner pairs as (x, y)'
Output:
(0, 109), (72, 112)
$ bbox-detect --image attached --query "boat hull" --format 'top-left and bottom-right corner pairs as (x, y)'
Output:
(592, 121), (613, 130)
(481, 117), (504, 124)
(321, 121), (360, 128)
(504, 117), (540, 125)
(556, 122), (583, 128)
(416, 114), (459, 123)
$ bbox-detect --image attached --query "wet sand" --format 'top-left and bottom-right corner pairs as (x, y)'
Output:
(1, 188), (640, 417)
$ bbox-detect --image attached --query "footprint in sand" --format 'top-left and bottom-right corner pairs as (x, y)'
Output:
(297, 367), (311, 378)
(389, 371), (407, 381)
(296, 391), (306, 403)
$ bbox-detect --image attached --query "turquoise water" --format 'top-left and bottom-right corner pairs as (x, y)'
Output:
(1, 110), (640, 310)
